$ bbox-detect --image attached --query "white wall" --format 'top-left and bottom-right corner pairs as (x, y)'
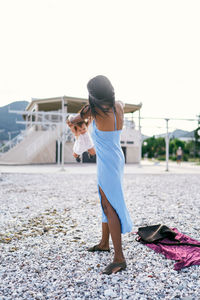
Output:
(126, 146), (140, 163)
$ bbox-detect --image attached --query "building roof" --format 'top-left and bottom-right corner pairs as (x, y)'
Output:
(123, 103), (142, 114)
(26, 96), (142, 114)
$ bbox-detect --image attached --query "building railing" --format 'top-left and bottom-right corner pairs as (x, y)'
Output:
(0, 111), (140, 155)
(0, 122), (74, 155)
(0, 130), (27, 154)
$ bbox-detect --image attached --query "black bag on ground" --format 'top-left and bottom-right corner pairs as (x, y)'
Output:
(137, 224), (200, 247)
(137, 224), (177, 243)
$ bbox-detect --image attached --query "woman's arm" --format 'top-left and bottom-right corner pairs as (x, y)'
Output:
(69, 104), (92, 124)
(86, 115), (93, 126)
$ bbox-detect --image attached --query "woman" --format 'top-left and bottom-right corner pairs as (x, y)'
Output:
(69, 75), (133, 275)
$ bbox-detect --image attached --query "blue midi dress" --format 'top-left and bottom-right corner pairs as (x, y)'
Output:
(91, 109), (133, 234)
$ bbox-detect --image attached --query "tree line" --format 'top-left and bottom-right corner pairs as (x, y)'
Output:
(142, 129), (200, 161)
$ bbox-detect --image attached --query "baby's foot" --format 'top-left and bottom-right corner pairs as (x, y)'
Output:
(76, 156), (81, 163)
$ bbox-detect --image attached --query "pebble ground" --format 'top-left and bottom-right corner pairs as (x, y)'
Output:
(0, 170), (200, 299)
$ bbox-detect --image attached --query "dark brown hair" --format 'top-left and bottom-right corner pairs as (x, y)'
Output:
(74, 120), (88, 132)
(86, 75), (115, 117)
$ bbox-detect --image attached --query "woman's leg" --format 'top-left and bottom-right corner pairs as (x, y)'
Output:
(99, 186), (125, 264)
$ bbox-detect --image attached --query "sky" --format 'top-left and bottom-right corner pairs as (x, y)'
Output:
(0, 0), (200, 136)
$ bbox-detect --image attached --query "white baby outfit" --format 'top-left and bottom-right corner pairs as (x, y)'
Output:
(73, 132), (94, 155)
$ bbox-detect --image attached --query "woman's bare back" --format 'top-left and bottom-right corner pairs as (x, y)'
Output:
(69, 101), (124, 132)
(95, 101), (124, 131)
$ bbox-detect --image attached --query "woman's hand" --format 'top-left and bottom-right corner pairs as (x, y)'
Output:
(80, 104), (92, 119)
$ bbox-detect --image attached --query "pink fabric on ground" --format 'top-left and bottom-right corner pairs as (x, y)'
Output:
(145, 228), (200, 271)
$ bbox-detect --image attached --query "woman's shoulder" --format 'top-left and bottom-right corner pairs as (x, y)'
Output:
(115, 101), (124, 115)
(116, 100), (125, 108)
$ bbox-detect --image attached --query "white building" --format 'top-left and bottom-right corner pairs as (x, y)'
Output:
(0, 96), (142, 164)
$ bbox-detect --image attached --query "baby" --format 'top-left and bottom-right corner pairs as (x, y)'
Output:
(67, 116), (96, 162)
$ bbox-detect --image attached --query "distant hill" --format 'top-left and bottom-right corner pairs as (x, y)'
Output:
(182, 131), (195, 138)
(153, 129), (194, 139)
(169, 129), (193, 139)
(0, 101), (29, 141)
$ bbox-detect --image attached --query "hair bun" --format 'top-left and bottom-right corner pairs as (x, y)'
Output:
(87, 75), (115, 101)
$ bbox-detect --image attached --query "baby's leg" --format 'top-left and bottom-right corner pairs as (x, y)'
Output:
(73, 152), (81, 162)
(88, 147), (96, 156)
(73, 152), (79, 158)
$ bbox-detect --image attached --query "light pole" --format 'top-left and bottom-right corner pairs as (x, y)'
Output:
(138, 108), (142, 166)
(57, 139), (61, 165)
(60, 96), (67, 171)
(165, 118), (169, 172)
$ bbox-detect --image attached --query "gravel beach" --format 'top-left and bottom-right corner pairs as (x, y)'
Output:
(0, 165), (200, 299)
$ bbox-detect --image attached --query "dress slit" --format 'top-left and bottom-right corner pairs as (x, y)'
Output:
(98, 185), (122, 230)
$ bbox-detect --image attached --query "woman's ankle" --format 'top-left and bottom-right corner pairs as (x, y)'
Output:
(98, 241), (109, 249)
(113, 254), (125, 263)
